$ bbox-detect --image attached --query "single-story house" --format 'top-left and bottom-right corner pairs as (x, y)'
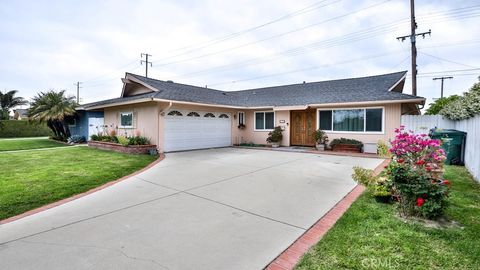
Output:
(76, 71), (425, 153)
(13, 109), (29, 120)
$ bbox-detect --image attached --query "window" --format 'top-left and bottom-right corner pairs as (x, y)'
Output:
(204, 113), (215, 118)
(254, 111), (275, 130)
(318, 108), (383, 133)
(187, 112), (200, 117)
(120, 112), (133, 128)
(167, 110), (183, 116)
(219, 114), (229, 118)
(238, 112), (245, 126)
(366, 108), (383, 132)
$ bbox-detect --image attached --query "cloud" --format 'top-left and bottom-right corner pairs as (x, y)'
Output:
(0, 0), (479, 109)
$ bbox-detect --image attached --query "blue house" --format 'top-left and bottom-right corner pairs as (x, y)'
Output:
(69, 110), (104, 140)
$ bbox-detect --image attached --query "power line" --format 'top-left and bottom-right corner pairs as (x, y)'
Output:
(432, 76), (453, 98)
(207, 50), (403, 87)
(140, 53), (152, 77)
(151, 0), (393, 67)
(74, 82), (82, 103)
(418, 51), (477, 69)
(396, 0), (431, 96)
(173, 18), (410, 80)
(155, 0), (342, 61)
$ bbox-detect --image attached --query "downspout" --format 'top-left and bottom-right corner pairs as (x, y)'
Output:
(157, 101), (173, 153)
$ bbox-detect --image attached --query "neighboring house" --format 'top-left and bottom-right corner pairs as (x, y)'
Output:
(68, 110), (104, 140)
(13, 109), (28, 120)
(78, 71), (425, 153)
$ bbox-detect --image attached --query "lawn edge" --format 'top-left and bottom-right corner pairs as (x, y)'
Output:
(265, 158), (390, 270)
(0, 153), (165, 225)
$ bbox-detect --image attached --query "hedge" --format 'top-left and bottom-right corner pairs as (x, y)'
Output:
(0, 120), (53, 138)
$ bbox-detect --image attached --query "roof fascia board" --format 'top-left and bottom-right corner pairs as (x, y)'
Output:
(152, 98), (274, 110)
(309, 98), (426, 108)
(273, 105), (308, 111)
(85, 98), (155, 110)
(120, 74), (159, 97)
(387, 72), (407, 92)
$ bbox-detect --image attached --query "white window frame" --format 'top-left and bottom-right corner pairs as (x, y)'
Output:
(238, 111), (245, 126)
(316, 107), (385, 134)
(119, 111), (134, 129)
(254, 111), (275, 131)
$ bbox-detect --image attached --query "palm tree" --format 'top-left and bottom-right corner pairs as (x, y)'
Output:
(0, 90), (28, 120)
(28, 90), (77, 140)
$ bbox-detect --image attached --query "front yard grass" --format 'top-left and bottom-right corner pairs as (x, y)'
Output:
(0, 147), (157, 220)
(296, 165), (480, 269)
(0, 137), (68, 151)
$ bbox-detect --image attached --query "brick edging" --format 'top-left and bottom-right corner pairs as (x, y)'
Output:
(265, 158), (390, 270)
(0, 154), (165, 225)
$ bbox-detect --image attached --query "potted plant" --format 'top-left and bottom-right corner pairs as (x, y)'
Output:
(313, 129), (329, 150)
(266, 126), (283, 148)
(352, 167), (392, 204)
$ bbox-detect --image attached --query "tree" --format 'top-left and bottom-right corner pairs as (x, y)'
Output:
(425, 95), (460, 115)
(28, 90), (77, 140)
(440, 77), (480, 120)
(0, 90), (28, 120)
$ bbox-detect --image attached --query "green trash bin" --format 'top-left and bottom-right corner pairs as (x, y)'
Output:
(429, 129), (467, 165)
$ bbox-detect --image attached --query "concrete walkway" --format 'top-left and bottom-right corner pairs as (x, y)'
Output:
(0, 148), (383, 270)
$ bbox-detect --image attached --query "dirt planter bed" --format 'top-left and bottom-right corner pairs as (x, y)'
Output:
(332, 143), (362, 153)
(88, 141), (157, 154)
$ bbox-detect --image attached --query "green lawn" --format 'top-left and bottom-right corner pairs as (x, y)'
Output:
(296, 166), (480, 270)
(0, 137), (68, 151)
(0, 147), (157, 220)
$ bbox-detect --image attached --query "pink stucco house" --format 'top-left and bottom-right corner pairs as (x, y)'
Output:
(78, 71), (425, 153)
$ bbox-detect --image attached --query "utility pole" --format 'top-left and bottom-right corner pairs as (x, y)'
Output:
(74, 82), (82, 104)
(433, 76), (453, 98)
(140, 53), (152, 77)
(396, 0), (431, 96)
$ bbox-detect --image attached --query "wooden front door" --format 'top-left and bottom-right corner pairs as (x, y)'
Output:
(291, 110), (316, 146)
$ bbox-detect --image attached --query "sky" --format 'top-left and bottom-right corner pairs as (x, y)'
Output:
(1, 0), (479, 110)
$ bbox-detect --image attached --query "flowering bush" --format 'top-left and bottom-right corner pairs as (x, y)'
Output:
(387, 126), (450, 219)
(440, 77), (480, 120)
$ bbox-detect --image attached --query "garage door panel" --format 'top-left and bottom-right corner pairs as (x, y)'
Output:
(165, 111), (232, 152)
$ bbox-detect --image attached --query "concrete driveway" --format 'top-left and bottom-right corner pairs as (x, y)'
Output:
(0, 148), (383, 270)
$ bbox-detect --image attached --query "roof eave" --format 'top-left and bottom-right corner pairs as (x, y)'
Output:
(308, 98), (426, 108)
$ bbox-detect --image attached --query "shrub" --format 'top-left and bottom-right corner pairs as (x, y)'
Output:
(352, 167), (392, 199)
(266, 126), (283, 143)
(313, 129), (329, 144)
(117, 136), (130, 147)
(377, 140), (392, 158)
(387, 126), (450, 218)
(90, 134), (99, 141)
(440, 78), (480, 120)
(330, 138), (363, 149)
(0, 120), (53, 138)
(68, 135), (86, 144)
(128, 136), (150, 145)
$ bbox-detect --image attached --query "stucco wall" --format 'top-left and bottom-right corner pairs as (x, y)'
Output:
(239, 110), (290, 146)
(103, 102), (160, 146)
(102, 101), (402, 152)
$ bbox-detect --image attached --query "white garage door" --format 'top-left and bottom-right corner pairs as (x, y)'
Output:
(164, 110), (232, 152)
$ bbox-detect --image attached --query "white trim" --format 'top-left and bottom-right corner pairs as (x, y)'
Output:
(254, 111), (275, 131)
(316, 107), (385, 134)
(309, 98), (425, 108)
(387, 72), (407, 92)
(119, 111), (134, 129)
